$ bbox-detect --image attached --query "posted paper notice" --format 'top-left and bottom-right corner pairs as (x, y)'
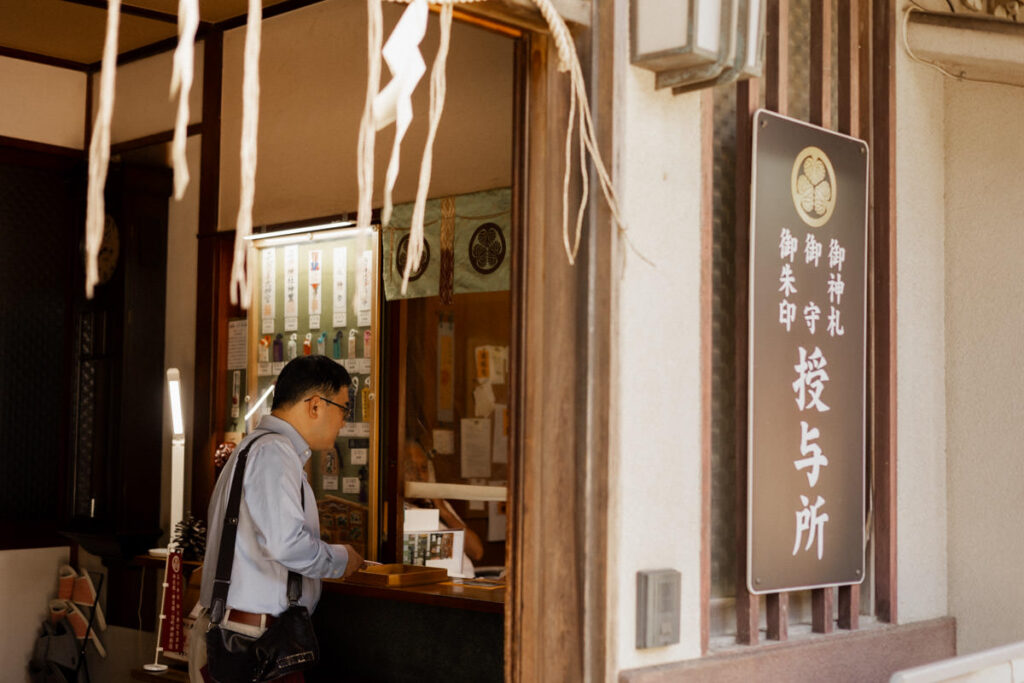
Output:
(460, 418), (491, 478)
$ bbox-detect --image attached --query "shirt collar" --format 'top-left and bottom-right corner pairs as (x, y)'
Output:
(255, 414), (313, 465)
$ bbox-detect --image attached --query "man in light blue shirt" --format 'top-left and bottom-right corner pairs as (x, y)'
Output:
(189, 355), (363, 681)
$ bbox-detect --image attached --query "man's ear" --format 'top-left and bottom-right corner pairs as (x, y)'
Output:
(304, 395), (319, 418)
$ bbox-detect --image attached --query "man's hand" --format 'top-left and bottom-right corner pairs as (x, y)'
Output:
(342, 545), (364, 578)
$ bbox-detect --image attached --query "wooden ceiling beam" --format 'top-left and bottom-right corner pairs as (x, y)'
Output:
(0, 44), (91, 71)
(62, 0), (177, 24)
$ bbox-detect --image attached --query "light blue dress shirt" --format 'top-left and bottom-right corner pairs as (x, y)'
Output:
(199, 415), (349, 616)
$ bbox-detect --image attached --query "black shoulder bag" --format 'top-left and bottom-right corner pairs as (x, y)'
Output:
(205, 432), (320, 682)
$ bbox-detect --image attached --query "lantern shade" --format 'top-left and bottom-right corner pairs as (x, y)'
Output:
(655, 0), (738, 90)
(632, 0), (765, 93)
(630, 0), (723, 73)
(643, 0), (765, 94)
(743, 0), (765, 77)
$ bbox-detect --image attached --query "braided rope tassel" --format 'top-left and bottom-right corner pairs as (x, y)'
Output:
(229, 0), (262, 308)
(387, 0), (625, 270)
(85, 0), (121, 299)
(170, 0), (199, 201)
(531, 0), (624, 264)
(439, 195), (456, 303)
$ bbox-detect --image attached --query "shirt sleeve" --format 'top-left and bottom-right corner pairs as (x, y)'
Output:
(242, 439), (349, 579)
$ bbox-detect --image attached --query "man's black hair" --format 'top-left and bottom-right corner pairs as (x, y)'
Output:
(271, 355), (351, 410)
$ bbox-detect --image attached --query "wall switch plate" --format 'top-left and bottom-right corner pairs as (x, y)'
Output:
(636, 569), (681, 649)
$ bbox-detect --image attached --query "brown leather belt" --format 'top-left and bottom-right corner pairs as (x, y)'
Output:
(225, 609), (276, 628)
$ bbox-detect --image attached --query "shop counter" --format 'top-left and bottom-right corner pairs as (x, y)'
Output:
(322, 574), (504, 612)
(309, 577), (504, 682)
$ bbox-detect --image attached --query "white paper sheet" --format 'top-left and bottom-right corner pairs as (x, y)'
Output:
(342, 477), (360, 494)
(473, 381), (495, 417)
(433, 429), (454, 455)
(308, 249), (322, 323)
(340, 422), (371, 438)
(475, 345), (508, 385)
(261, 249), (275, 333)
(404, 508), (440, 532)
(460, 418), (491, 478)
(283, 245), (298, 318)
(491, 346), (508, 385)
(487, 498), (507, 542)
(357, 250), (373, 316)
(332, 247), (347, 328)
(227, 319), (247, 370)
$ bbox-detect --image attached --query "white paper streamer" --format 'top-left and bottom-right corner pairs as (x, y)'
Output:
(363, 0), (626, 277)
(170, 0), (199, 201)
(84, 0), (121, 300)
(402, 3), (453, 294)
(229, 0), (262, 308)
(374, 0), (428, 228)
(356, 0), (384, 234)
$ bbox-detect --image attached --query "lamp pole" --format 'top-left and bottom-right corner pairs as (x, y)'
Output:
(166, 368), (186, 541)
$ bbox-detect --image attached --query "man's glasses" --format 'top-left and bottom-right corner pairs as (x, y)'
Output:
(305, 395), (347, 414)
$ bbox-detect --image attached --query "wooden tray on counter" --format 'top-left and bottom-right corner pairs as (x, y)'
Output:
(345, 563), (448, 587)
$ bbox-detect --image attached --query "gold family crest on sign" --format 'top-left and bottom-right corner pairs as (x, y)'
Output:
(791, 146), (837, 228)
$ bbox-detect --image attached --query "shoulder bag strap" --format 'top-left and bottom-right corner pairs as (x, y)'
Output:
(209, 431), (271, 625)
(285, 487), (305, 606)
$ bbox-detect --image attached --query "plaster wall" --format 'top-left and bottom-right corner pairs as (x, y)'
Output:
(159, 135), (201, 546)
(88, 51), (203, 547)
(0, 52), (198, 680)
(218, 0), (513, 229)
(0, 546), (70, 683)
(894, 2), (949, 624)
(91, 45), (204, 145)
(607, 0), (706, 671)
(944, 81), (1024, 655)
(0, 56), (85, 149)
(0, 57), (81, 683)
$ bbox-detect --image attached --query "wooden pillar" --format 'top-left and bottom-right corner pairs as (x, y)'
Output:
(700, 86), (714, 654)
(734, 77), (759, 646)
(765, 0), (789, 116)
(810, 0), (833, 128)
(871, 0), (898, 625)
(764, 0), (790, 641)
(190, 31), (223, 520)
(837, 0), (865, 631)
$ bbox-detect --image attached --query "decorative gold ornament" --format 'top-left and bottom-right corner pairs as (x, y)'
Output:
(791, 146), (837, 228)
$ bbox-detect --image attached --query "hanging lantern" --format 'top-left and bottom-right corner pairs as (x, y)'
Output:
(630, 0), (766, 92)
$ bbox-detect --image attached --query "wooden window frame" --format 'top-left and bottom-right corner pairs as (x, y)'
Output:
(189, 6), (614, 681)
(506, 4), (613, 680)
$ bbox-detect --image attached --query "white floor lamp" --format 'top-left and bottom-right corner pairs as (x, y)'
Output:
(167, 368), (186, 536)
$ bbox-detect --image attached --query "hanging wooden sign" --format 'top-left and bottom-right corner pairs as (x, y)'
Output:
(747, 109), (869, 594)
